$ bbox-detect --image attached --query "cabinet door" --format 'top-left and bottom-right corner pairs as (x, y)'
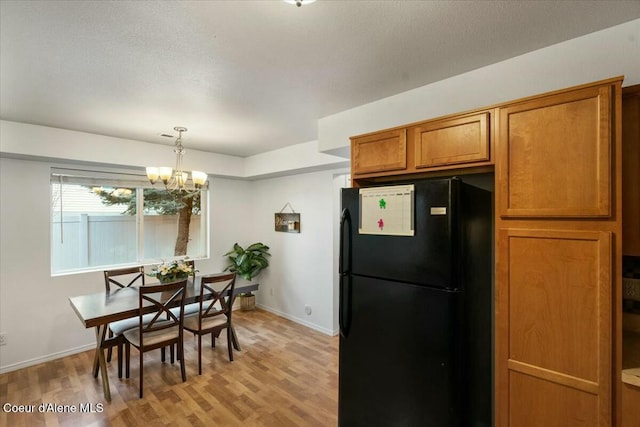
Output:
(496, 228), (612, 427)
(351, 129), (407, 175)
(414, 112), (490, 168)
(498, 85), (612, 217)
(621, 382), (640, 427)
(623, 87), (640, 256)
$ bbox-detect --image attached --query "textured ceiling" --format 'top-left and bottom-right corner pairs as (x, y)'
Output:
(1, 1), (639, 157)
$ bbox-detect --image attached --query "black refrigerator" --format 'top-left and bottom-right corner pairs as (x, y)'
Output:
(338, 177), (492, 427)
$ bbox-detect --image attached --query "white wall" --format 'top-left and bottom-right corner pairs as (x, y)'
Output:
(248, 168), (348, 335)
(198, 177), (255, 274)
(0, 120), (347, 179)
(0, 157), (104, 370)
(318, 18), (640, 155)
(244, 140), (349, 179)
(0, 120), (246, 178)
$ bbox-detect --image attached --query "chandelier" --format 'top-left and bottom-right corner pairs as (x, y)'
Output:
(145, 127), (207, 194)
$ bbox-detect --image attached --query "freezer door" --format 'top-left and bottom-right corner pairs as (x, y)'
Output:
(341, 178), (459, 289)
(338, 275), (462, 427)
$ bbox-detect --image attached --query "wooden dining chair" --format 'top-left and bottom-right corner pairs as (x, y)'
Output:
(183, 272), (236, 375)
(123, 279), (187, 398)
(104, 266), (145, 292)
(101, 266), (146, 377)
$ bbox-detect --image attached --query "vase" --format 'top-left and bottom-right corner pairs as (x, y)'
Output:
(158, 274), (188, 284)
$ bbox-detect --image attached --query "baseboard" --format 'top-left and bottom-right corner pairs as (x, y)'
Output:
(256, 303), (336, 336)
(0, 343), (95, 374)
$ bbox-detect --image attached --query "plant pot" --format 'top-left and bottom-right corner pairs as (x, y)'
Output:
(240, 294), (256, 311)
(158, 274), (188, 284)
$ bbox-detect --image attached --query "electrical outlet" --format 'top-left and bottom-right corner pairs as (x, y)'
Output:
(304, 305), (312, 315)
(270, 288), (274, 296)
(0, 333), (7, 346)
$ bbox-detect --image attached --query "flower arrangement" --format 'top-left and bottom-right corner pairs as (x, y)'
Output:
(148, 258), (196, 283)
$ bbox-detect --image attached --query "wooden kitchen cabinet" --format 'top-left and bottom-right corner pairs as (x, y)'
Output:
(495, 77), (622, 427)
(496, 229), (612, 426)
(498, 84), (613, 218)
(351, 128), (407, 176)
(621, 383), (640, 427)
(623, 85), (640, 256)
(351, 110), (494, 183)
(413, 112), (490, 168)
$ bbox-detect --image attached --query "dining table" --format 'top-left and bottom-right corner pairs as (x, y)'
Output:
(69, 274), (258, 402)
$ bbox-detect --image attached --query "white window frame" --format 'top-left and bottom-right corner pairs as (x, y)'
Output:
(50, 167), (209, 276)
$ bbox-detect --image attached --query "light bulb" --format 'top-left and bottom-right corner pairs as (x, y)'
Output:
(146, 167), (159, 184)
(158, 167), (173, 184)
(192, 171), (207, 187)
(177, 172), (188, 188)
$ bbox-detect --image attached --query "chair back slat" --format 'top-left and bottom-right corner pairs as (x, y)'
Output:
(198, 273), (236, 328)
(104, 266), (145, 292)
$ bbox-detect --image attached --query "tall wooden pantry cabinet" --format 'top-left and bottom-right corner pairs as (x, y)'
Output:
(495, 78), (622, 427)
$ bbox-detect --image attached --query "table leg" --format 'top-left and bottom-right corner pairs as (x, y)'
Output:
(92, 328), (100, 378)
(94, 325), (111, 402)
(228, 294), (242, 351)
(92, 325), (107, 376)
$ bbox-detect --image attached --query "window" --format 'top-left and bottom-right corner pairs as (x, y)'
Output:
(50, 168), (208, 275)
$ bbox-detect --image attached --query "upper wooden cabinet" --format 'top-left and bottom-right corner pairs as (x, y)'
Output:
(497, 84), (613, 218)
(623, 85), (640, 256)
(351, 128), (407, 175)
(414, 112), (490, 168)
(351, 111), (494, 181)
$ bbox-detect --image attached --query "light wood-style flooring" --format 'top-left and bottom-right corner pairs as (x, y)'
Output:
(0, 309), (339, 426)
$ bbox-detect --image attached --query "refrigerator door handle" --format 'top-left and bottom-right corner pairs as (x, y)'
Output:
(339, 274), (352, 338)
(339, 208), (352, 337)
(339, 208), (352, 274)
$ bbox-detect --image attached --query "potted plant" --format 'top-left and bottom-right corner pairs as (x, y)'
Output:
(223, 242), (270, 310)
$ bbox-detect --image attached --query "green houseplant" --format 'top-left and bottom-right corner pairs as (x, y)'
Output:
(223, 242), (271, 281)
(224, 242), (270, 311)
